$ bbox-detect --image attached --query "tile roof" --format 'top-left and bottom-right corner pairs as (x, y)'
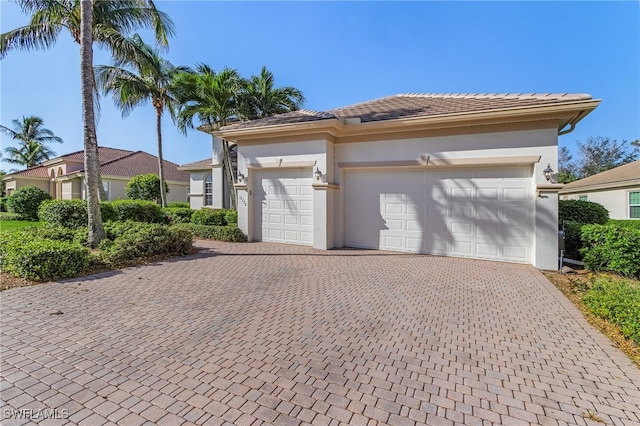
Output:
(559, 161), (640, 193)
(178, 158), (213, 170)
(220, 93), (594, 130)
(5, 147), (188, 182)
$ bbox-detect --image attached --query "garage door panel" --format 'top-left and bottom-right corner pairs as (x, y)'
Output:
(344, 168), (533, 263)
(254, 170), (313, 245)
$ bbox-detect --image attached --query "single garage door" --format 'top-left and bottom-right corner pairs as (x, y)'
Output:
(254, 169), (313, 245)
(344, 167), (533, 263)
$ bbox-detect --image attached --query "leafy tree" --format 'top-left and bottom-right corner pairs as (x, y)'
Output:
(125, 173), (169, 203)
(575, 136), (638, 178)
(96, 34), (190, 207)
(237, 66), (305, 120)
(557, 146), (578, 184)
(1, 116), (63, 168)
(1, 0), (174, 247)
(173, 65), (242, 208)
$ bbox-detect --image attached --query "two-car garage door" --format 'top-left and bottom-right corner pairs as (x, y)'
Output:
(344, 167), (533, 263)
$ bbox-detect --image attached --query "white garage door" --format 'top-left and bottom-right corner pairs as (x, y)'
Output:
(344, 167), (533, 263)
(254, 169), (313, 245)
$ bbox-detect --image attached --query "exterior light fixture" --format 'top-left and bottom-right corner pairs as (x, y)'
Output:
(314, 167), (323, 181)
(237, 173), (245, 184)
(543, 164), (554, 182)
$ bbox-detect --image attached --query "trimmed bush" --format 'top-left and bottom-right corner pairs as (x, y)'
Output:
(125, 173), (168, 203)
(38, 199), (87, 228)
(582, 276), (640, 344)
(167, 201), (189, 208)
(562, 220), (583, 260)
(162, 207), (194, 224)
(100, 201), (118, 222)
(175, 223), (247, 242)
(6, 185), (51, 221)
(608, 219), (640, 230)
(0, 196), (7, 212)
(559, 200), (609, 225)
(98, 221), (193, 264)
(581, 224), (640, 277)
(0, 231), (89, 280)
(191, 208), (236, 226)
(0, 212), (24, 221)
(109, 199), (166, 223)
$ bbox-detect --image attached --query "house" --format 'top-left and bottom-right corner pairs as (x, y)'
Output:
(559, 161), (640, 219)
(3, 147), (189, 202)
(202, 93), (599, 270)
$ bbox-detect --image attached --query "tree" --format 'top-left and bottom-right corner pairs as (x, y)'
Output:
(1, 116), (63, 168)
(173, 65), (242, 209)
(2, 0), (174, 244)
(96, 35), (189, 207)
(557, 146), (578, 184)
(80, 0), (104, 247)
(125, 173), (169, 203)
(237, 66), (305, 120)
(575, 136), (638, 178)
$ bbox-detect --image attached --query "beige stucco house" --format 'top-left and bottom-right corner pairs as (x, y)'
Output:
(3, 147), (189, 202)
(559, 161), (640, 219)
(200, 93), (599, 270)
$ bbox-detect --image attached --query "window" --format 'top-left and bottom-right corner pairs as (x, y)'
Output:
(578, 195), (588, 201)
(204, 175), (213, 206)
(102, 180), (110, 201)
(629, 191), (640, 219)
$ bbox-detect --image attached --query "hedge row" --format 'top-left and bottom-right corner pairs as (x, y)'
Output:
(559, 200), (610, 260)
(582, 276), (640, 344)
(580, 223), (640, 278)
(174, 223), (247, 242)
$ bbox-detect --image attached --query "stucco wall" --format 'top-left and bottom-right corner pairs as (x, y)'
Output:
(561, 187), (640, 219)
(4, 178), (50, 195)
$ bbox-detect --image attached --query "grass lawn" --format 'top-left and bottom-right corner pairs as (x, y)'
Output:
(0, 220), (43, 232)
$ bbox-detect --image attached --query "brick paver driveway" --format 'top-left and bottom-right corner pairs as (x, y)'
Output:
(1, 241), (639, 426)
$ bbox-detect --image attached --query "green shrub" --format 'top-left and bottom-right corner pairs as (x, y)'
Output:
(0, 231), (89, 280)
(0, 197), (7, 212)
(562, 220), (583, 260)
(559, 200), (609, 225)
(98, 221), (193, 264)
(38, 199), (87, 228)
(0, 212), (24, 221)
(100, 201), (118, 222)
(162, 207), (194, 224)
(109, 199), (166, 223)
(167, 201), (189, 208)
(582, 276), (640, 344)
(191, 208), (236, 226)
(176, 223), (247, 242)
(608, 219), (640, 230)
(6, 185), (51, 221)
(581, 224), (640, 277)
(125, 173), (168, 203)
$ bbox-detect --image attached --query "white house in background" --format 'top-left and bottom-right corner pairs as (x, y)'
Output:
(3, 147), (189, 202)
(559, 161), (640, 219)
(200, 93), (599, 270)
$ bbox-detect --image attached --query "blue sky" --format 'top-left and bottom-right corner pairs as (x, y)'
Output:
(1, 1), (638, 169)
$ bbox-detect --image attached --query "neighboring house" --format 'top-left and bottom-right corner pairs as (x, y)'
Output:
(202, 93), (598, 270)
(3, 147), (189, 202)
(559, 161), (640, 219)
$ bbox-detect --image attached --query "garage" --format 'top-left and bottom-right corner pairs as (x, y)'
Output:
(253, 168), (314, 245)
(344, 167), (534, 263)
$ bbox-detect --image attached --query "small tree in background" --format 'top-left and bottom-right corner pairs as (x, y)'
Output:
(560, 136), (638, 182)
(125, 173), (169, 204)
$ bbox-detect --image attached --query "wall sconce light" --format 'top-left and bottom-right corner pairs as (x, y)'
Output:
(237, 173), (245, 184)
(314, 167), (323, 181)
(543, 164), (554, 182)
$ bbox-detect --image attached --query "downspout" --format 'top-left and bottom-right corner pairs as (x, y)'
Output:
(558, 122), (575, 136)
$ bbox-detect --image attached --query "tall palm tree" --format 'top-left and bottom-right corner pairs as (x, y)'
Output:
(1, 0), (174, 246)
(173, 65), (242, 209)
(237, 66), (306, 120)
(96, 34), (190, 207)
(1, 116), (63, 168)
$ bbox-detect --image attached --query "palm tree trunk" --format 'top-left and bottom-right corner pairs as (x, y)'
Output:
(156, 108), (167, 207)
(80, 0), (104, 247)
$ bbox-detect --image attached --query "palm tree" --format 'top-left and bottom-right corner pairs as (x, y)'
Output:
(1, 0), (174, 246)
(1, 116), (63, 168)
(96, 34), (190, 207)
(173, 65), (242, 208)
(237, 66), (306, 120)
